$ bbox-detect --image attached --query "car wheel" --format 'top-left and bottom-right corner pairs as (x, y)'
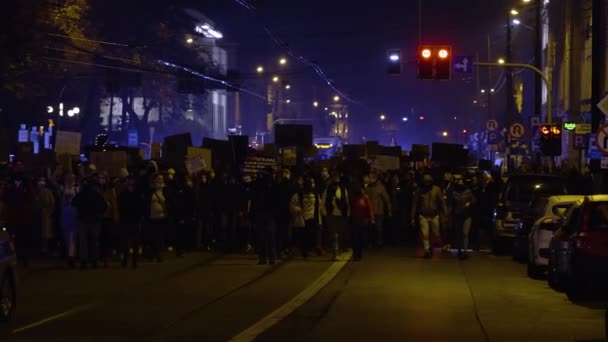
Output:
(527, 261), (544, 279)
(0, 273), (15, 322)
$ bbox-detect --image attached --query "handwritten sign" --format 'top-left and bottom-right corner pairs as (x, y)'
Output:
(55, 131), (81, 156)
(243, 156), (278, 174)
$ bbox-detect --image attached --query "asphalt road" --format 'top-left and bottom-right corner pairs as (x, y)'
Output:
(1, 248), (606, 342)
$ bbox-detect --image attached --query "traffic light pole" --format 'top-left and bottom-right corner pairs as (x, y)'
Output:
(474, 62), (552, 124)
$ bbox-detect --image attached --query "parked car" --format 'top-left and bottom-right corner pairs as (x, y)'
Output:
(546, 195), (608, 300)
(0, 227), (16, 322)
(526, 195), (583, 278)
(493, 174), (567, 254)
(512, 194), (551, 262)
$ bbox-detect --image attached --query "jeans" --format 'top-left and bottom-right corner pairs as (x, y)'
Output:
(419, 215), (441, 251)
(79, 222), (101, 264)
(373, 214), (385, 246)
(352, 223), (369, 259)
(453, 216), (472, 252)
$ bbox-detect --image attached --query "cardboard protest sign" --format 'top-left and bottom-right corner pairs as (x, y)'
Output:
(372, 155), (400, 171)
(281, 147), (297, 167)
(185, 155), (208, 174)
(55, 131), (81, 156)
(186, 147), (212, 172)
(151, 142), (161, 160)
(90, 151), (127, 178)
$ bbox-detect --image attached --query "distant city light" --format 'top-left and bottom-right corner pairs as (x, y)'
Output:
(73, 107), (80, 114)
(285, 84), (291, 90)
(453, 116), (457, 120)
(256, 66), (264, 73)
(380, 114), (386, 121)
(186, 37), (194, 44)
(286, 99), (291, 104)
(512, 19), (521, 25)
(442, 131), (448, 137)
(402, 117), (408, 122)
(490, 88), (495, 93)
(272, 76), (279, 83)
(510, 9), (519, 15)
(473, 100), (478, 104)
(463, 129), (468, 134)
(313, 101), (319, 107)
(419, 115), (425, 120)
(389, 54), (400, 62)
(498, 58), (505, 64)
(333, 95), (340, 102)
(279, 57), (287, 65)
(324, 107), (329, 111)
(481, 89), (486, 94)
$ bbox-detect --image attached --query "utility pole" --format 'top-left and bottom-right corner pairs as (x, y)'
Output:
(534, 0), (543, 117)
(591, 0), (606, 132)
(487, 34), (493, 120)
(505, 17), (514, 126)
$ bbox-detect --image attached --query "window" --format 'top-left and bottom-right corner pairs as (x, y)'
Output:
(506, 177), (565, 203)
(563, 207), (581, 234)
(551, 203), (573, 217)
(588, 202), (608, 231)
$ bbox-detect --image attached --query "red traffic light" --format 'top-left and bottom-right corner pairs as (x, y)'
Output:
(438, 49), (449, 59)
(540, 125), (551, 135)
(540, 125), (561, 135)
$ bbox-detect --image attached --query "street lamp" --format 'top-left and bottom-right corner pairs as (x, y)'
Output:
(442, 131), (448, 137)
(285, 99), (291, 104)
(498, 58), (506, 64)
(313, 101), (319, 107)
(333, 95), (340, 102)
(402, 117), (408, 122)
(473, 100), (478, 104)
(490, 88), (495, 93)
(256, 66), (264, 73)
(285, 84), (291, 90)
(272, 76), (279, 83)
(279, 57), (287, 65)
(481, 89), (486, 94)
(186, 37), (194, 44)
(453, 116), (457, 120)
(510, 9), (519, 15)
(512, 18), (522, 25)
(380, 114), (386, 121)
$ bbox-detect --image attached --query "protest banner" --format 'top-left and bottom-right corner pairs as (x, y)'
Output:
(243, 156), (278, 174)
(186, 147), (212, 171)
(281, 147), (297, 167)
(372, 155), (400, 171)
(90, 151), (127, 178)
(55, 131), (81, 156)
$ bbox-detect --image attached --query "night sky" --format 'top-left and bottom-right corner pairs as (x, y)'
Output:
(187, 0), (532, 147)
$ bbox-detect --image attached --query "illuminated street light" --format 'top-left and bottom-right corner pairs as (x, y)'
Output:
(313, 101), (319, 107)
(324, 107), (329, 111)
(402, 117), (408, 122)
(256, 66), (264, 73)
(419, 115), (425, 121)
(510, 9), (519, 15)
(285, 84), (291, 90)
(279, 57), (287, 65)
(389, 53), (400, 62)
(380, 114), (386, 121)
(490, 88), (495, 93)
(473, 100), (478, 104)
(442, 131), (448, 137)
(481, 89), (486, 94)
(453, 116), (457, 120)
(272, 76), (279, 83)
(463, 129), (468, 134)
(285, 99), (291, 104)
(333, 95), (340, 102)
(512, 19), (521, 25)
(186, 37), (194, 44)
(498, 58), (506, 64)
(523, 0), (531, 2)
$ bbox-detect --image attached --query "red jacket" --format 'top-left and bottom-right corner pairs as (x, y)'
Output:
(350, 194), (374, 225)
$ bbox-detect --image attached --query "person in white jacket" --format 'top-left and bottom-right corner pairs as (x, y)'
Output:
(290, 177), (322, 259)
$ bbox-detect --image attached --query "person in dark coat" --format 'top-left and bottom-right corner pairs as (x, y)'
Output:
(252, 167), (278, 265)
(174, 174), (196, 257)
(72, 177), (107, 269)
(118, 176), (144, 268)
(3, 164), (36, 267)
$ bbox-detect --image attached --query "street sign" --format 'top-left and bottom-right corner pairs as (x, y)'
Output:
(597, 93), (608, 117)
(588, 134), (603, 159)
(596, 124), (608, 155)
(454, 56), (473, 73)
(486, 119), (499, 132)
(509, 122), (526, 139)
(574, 134), (588, 149)
(575, 123), (592, 134)
(602, 157), (608, 169)
(488, 132), (499, 144)
(530, 116), (541, 129)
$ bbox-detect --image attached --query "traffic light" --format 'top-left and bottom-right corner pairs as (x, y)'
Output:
(418, 46), (434, 79)
(435, 46), (452, 80)
(539, 124), (562, 156)
(387, 49), (402, 75)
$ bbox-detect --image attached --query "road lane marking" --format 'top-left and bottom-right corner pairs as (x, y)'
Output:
(229, 251), (353, 342)
(12, 304), (95, 334)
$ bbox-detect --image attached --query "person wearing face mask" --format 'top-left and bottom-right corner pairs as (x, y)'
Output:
(144, 173), (169, 262)
(4, 165), (36, 267)
(118, 176), (144, 268)
(98, 172), (118, 267)
(449, 173), (476, 260)
(411, 172), (447, 258)
(34, 176), (55, 255)
(173, 174), (196, 257)
(365, 173), (392, 248)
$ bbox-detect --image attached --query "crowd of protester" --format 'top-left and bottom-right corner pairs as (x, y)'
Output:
(0, 156), (596, 269)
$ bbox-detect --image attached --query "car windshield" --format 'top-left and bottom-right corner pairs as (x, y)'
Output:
(507, 177), (565, 203)
(589, 202), (608, 231)
(552, 203), (572, 217)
